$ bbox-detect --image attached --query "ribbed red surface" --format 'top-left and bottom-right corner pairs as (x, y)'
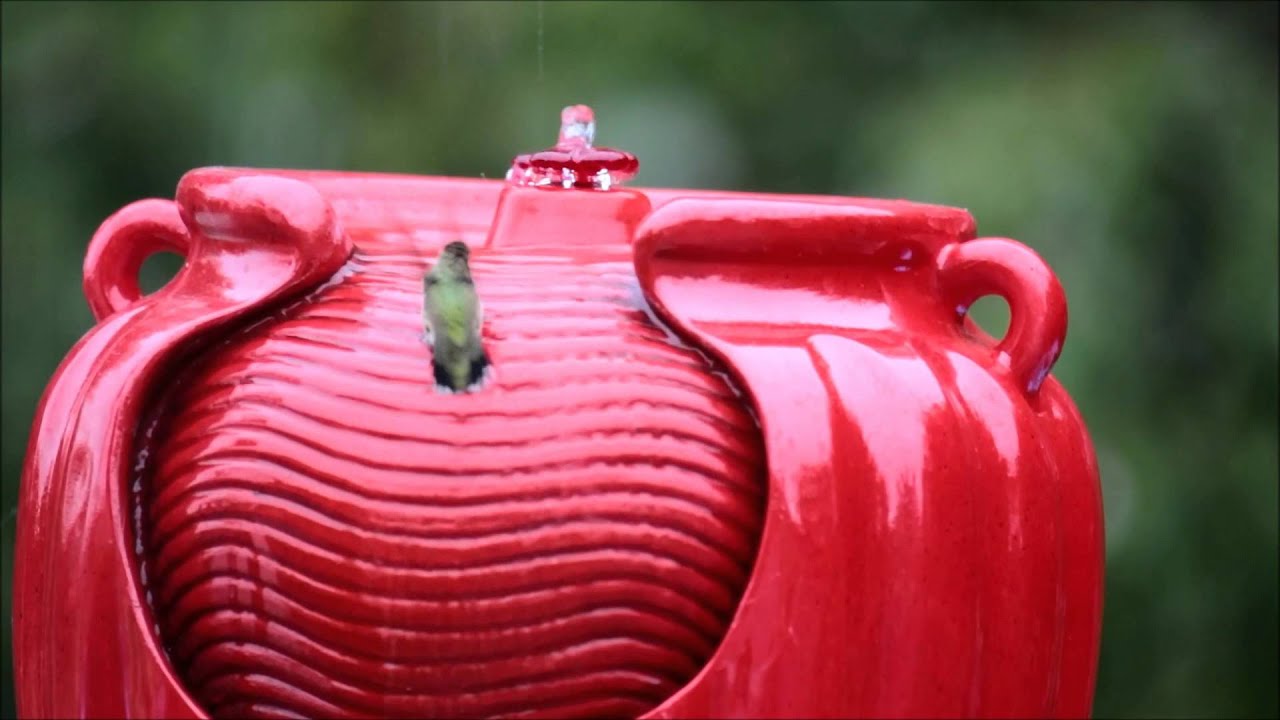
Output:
(142, 244), (765, 718)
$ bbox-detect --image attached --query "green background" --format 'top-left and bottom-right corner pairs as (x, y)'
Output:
(2, 1), (1276, 717)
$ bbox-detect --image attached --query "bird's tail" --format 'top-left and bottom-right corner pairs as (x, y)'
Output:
(466, 350), (491, 388)
(432, 350), (492, 393)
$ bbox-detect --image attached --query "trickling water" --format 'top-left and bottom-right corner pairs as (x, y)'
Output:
(133, 418), (159, 562)
(506, 104), (639, 190)
(536, 0), (545, 82)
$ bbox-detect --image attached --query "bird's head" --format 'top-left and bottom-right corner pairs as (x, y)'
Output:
(435, 241), (473, 279)
(442, 241), (470, 260)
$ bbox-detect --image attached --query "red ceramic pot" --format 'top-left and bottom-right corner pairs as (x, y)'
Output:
(13, 129), (1103, 719)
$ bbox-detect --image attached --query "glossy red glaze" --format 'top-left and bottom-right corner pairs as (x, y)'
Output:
(140, 181), (763, 718)
(14, 166), (1103, 719)
(634, 199), (1102, 719)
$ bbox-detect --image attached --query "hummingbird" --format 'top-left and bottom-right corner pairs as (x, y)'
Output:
(422, 241), (490, 393)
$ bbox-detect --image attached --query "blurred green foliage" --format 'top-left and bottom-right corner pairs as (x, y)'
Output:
(2, 1), (1276, 717)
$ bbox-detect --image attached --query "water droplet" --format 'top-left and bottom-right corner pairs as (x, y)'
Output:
(506, 104), (639, 190)
(894, 246), (914, 271)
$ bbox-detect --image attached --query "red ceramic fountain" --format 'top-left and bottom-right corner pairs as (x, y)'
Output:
(13, 105), (1104, 719)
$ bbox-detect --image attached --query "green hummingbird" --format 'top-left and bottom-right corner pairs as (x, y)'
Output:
(422, 241), (490, 393)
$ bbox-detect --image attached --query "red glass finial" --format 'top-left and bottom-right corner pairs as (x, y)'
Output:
(507, 104), (639, 190)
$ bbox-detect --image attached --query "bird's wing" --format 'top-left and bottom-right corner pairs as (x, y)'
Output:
(422, 269), (438, 322)
(429, 284), (475, 347)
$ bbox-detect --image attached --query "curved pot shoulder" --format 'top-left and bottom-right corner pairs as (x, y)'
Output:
(633, 197), (1103, 718)
(13, 169), (352, 718)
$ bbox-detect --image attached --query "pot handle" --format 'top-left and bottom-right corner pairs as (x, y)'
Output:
(83, 198), (192, 322)
(936, 237), (1068, 396)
